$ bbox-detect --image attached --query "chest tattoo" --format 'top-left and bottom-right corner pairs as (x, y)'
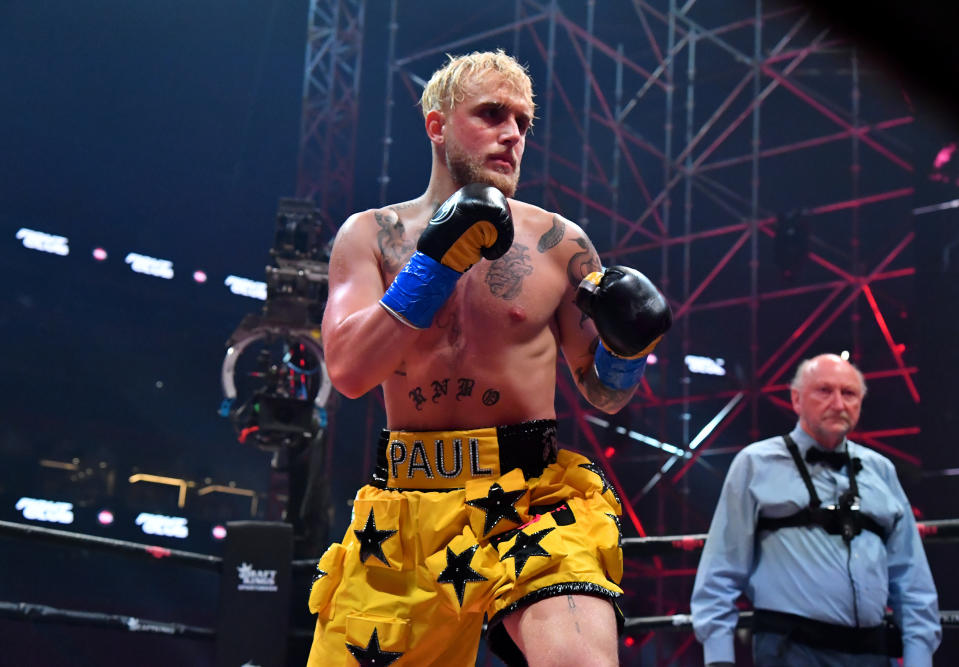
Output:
(486, 243), (534, 300)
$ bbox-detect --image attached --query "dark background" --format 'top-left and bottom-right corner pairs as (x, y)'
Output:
(2, 1), (958, 665)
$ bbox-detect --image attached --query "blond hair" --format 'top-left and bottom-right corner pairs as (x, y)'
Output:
(420, 49), (535, 120)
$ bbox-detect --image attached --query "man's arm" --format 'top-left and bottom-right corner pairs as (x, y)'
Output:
(553, 225), (635, 413)
(321, 213), (422, 398)
(556, 226), (671, 413)
(690, 451), (758, 665)
(883, 462), (941, 667)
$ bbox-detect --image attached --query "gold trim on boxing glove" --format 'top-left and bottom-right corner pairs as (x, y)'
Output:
(582, 271), (603, 286)
(441, 220), (498, 273)
(600, 334), (663, 360)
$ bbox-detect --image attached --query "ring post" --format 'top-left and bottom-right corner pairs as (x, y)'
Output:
(215, 521), (293, 667)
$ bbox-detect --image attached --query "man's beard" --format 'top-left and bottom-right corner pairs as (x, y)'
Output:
(445, 141), (519, 197)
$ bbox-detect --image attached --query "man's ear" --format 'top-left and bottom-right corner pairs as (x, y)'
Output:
(425, 109), (445, 144)
(790, 389), (801, 414)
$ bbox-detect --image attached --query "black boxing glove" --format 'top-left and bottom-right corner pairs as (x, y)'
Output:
(575, 266), (672, 389)
(380, 183), (513, 328)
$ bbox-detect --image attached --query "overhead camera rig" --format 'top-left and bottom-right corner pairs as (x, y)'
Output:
(219, 197), (333, 457)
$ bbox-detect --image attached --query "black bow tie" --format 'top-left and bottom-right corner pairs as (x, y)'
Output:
(805, 447), (848, 470)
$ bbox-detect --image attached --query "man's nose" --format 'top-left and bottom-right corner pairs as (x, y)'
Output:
(829, 390), (845, 409)
(500, 117), (521, 144)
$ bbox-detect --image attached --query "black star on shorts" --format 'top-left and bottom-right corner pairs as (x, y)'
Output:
(466, 482), (524, 535)
(579, 462), (621, 503)
(353, 508), (397, 566)
(346, 628), (403, 666)
(500, 526), (555, 577)
(436, 544), (488, 606)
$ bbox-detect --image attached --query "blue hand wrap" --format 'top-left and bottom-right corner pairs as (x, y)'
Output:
(594, 342), (648, 390)
(379, 251), (460, 329)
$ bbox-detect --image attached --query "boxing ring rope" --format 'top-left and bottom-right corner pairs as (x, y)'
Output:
(0, 600), (216, 639)
(0, 519), (222, 571)
(3, 517), (958, 652)
(0, 518), (223, 639)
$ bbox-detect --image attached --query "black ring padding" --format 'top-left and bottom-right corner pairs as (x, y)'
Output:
(0, 520), (221, 571)
(0, 600), (215, 639)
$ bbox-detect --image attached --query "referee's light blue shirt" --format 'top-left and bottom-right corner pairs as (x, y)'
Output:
(690, 423), (941, 666)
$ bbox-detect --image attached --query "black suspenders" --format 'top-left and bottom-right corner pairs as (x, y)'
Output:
(756, 434), (887, 542)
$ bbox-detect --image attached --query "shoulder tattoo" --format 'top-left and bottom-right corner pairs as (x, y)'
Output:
(566, 236), (601, 288)
(537, 216), (566, 252)
(375, 210), (415, 273)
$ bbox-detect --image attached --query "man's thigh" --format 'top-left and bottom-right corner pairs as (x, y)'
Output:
(503, 594), (618, 667)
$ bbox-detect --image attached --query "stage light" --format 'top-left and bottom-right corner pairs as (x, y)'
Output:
(225, 274), (267, 300)
(126, 252), (174, 279)
(212, 524), (227, 540)
(15, 497), (74, 524)
(193, 270), (208, 283)
(92, 247), (108, 261)
(840, 350), (850, 360)
(135, 512), (189, 539)
(604, 446), (616, 458)
(97, 509), (115, 525)
(684, 354), (726, 376)
(16, 228), (69, 256)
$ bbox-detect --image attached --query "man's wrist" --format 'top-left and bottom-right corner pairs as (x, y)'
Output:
(379, 251), (460, 329)
(593, 341), (648, 389)
(702, 633), (736, 666)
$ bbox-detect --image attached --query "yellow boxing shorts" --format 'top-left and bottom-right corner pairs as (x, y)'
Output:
(306, 420), (624, 666)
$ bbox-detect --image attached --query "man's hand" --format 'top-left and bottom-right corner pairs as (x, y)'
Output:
(380, 183), (512, 329)
(575, 265), (671, 389)
(417, 182), (513, 272)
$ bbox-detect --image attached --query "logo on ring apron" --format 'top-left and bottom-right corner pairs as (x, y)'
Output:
(236, 562), (278, 592)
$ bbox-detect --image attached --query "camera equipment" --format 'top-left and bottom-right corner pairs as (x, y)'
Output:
(220, 197), (332, 454)
(833, 489), (862, 543)
(219, 198), (335, 555)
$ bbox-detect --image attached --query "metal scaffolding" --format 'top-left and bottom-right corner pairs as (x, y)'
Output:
(297, 0), (365, 234)
(300, 0), (924, 662)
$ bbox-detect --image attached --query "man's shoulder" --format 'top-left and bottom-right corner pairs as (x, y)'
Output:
(734, 435), (788, 462)
(509, 199), (575, 227)
(508, 199), (592, 248)
(338, 200), (426, 234)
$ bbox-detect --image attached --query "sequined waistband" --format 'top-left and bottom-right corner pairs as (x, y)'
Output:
(371, 420), (558, 490)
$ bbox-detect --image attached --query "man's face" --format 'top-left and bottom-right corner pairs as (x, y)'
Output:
(441, 72), (534, 197)
(791, 356), (864, 449)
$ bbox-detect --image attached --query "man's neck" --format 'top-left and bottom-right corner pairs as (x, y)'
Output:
(798, 421), (844, 450)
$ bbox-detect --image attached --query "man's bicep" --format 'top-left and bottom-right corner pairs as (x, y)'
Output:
(322, 218), (385, 330)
